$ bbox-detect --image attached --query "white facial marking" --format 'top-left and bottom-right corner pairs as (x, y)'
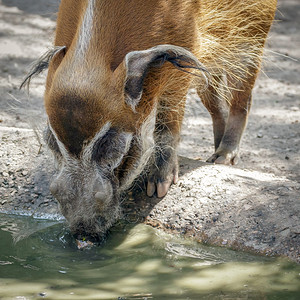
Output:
(48, 122), (70, 161)
(81, 122), (111, 162)
(75, 0), (96, 59)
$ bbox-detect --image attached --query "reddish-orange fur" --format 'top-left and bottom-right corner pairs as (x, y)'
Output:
(46, 0), (276, 152)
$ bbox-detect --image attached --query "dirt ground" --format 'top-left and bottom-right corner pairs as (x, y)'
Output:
(0, 0), (299, 263)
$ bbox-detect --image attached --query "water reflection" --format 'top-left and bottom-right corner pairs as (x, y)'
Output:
(0, 213), (299, 300)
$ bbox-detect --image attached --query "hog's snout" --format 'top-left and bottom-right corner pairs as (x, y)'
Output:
(49, 167), (120, 240)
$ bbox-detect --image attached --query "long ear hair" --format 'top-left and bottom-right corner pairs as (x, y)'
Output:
(20, 46), (66, 90)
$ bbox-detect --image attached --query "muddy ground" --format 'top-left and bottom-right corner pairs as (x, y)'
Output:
(0, 0), (299, 263)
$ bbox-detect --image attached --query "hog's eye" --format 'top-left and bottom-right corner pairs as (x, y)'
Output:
(91, 128), (132, 169)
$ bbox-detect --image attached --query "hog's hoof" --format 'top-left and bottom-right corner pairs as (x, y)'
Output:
(207, 149), (239, 165)
(147, 168), (178, 198)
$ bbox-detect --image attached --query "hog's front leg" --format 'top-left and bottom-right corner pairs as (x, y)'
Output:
(146, 96), (185, 198)
(147, 131), (179, 198)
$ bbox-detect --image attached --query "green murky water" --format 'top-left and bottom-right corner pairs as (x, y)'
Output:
(0, 213), (299, 300)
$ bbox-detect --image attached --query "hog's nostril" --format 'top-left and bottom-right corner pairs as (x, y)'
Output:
(49, 181), (59, 196)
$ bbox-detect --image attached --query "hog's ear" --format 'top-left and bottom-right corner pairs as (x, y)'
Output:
(124, 44), (208, 110)
(20, 46), (66, 90)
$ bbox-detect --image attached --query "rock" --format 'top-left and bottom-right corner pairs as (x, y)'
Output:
(22, 170), (28, 176)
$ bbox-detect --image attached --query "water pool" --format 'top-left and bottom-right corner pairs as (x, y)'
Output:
(0, 213), (299, 299)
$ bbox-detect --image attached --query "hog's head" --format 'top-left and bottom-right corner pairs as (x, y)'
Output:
(44, 122), (132, 242)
